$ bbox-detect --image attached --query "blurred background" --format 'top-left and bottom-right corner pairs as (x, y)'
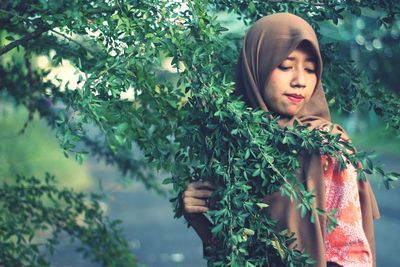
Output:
(1, 8), (400, 267)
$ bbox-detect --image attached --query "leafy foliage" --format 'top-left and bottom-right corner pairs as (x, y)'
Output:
(0, 174), (136, 267)
(1, 0), (400, 266)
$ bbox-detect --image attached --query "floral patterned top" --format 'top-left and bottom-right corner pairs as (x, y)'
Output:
(322, 155), (372, 267)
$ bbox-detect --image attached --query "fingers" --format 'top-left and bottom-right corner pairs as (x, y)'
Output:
(184, 197), (207, 206)
(184, 205), (210, 213)
(183, 190), (212, 214)
(184, 189), (213, 198)
(183, 192), (208, 212)
(187, 181), (215, 190)
(183, 181), (215, 214)
(183, 197), (209, 213)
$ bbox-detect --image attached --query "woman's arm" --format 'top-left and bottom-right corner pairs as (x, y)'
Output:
(183, 181), (215, 256)
(183, 212), (213, 244)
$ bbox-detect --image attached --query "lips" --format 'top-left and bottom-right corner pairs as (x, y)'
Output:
(285, 94), (304, 103)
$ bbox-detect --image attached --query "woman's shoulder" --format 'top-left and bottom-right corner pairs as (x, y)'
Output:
(300, 116), (351, 142)
(318, 122), (350, 141)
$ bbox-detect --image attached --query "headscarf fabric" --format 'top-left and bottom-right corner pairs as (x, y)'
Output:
(235, 13), (380, 266)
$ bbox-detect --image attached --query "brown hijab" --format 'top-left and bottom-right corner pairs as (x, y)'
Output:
(185, 12), (380, 267)
(235, 13), (380, 266)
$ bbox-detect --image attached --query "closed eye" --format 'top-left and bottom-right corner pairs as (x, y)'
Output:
(305, 68), (316, 73)
(278, 65), (292, 71)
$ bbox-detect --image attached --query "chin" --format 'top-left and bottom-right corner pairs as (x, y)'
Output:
(282, 110), (299, 117)
(284, 106), (302, 117)
(274, 106), (301, 117)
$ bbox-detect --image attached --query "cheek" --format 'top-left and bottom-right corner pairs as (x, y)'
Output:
(305, 76), (318, 99)
(263, 82), (280, 106)
(264, 72), (285, 100)
(309, 75), (318, 91)
(267, 70), (285, 85)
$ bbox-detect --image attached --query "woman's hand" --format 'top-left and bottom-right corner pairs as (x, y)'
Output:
(183, 181), (215, 213)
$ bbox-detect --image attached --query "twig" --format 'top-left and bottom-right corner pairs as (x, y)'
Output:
(0, 27), (49, 56)
(267, 0), (333, 7)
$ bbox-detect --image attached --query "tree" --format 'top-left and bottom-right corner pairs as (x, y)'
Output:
(1, 0), (400, 266)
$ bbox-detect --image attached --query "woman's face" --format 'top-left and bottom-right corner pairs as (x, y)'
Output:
(263, 43), (318, 117)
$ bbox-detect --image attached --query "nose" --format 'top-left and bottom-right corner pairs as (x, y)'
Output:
(291, 69), (306, 88)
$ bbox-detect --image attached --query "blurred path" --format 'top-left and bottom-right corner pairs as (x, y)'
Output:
(52, 153), (400, 267)
(371, 154), (400, 267)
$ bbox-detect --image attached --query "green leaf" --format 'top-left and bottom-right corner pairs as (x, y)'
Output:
(211, 223), (223, 234)
(162, 178), (173, 184)
(252, 169), (260, 177)
(115, 122), (129, 134)
(6, 35), (15, 41)
(243, 228), (255, 236)
(256, 203), (269, 209)
(244, 149), (250, 160)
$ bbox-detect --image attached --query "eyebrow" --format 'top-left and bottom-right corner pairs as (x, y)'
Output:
(285, 57), (316, 63)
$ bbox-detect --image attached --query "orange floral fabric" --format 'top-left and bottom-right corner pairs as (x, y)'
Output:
(322, 155), (372, 267)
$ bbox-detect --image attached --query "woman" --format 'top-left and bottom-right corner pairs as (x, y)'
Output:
(183, 13), (380, 267)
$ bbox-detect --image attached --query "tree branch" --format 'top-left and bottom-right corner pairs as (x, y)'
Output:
(86, 5), (119, 15)
(0, 5), (119, 56)
(49, 29), (97, 55)
(0, 27), (49, 56)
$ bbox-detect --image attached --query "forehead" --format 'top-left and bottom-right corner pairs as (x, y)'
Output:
(285, 42), (317, 62)
(284, 45), (317, 64)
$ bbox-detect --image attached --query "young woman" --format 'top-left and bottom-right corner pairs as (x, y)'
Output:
(183, 13), (380, 267)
